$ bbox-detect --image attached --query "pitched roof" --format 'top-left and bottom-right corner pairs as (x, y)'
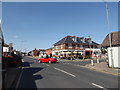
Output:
(46, 47), (53, 50)
(101, 31), (120, 47)
(3, 43), (9, 47)
(54, 36), (99, 46)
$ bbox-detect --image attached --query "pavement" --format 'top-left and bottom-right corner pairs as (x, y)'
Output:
(84, 62), (120, 76)
(4, 66), (22, 88)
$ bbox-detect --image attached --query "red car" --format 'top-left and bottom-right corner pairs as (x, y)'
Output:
(38, 58), (57, 63)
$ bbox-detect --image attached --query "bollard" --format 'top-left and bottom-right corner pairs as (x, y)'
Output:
(91, 60), (94, 66)
(97, 59), (99, 63)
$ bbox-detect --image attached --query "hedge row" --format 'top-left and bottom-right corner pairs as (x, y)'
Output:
(2, 55), (22, 69)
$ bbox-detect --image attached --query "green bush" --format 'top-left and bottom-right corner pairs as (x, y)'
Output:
(3, 55), (22, 68)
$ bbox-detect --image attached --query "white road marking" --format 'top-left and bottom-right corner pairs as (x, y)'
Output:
(92, 83), (108, 90)
(54, 67), (76, 77)
(33, 73), (39, 75)
(44, 63), (50, 66)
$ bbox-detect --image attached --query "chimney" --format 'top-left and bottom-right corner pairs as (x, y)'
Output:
(88, 38), (92, 43)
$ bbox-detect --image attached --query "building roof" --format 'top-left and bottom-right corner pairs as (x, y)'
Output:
(46, 47), (53, 50)
(39, 49), (45, 51)
(3, 43), (9, 47)
(101, 31), (120, 47)
(54, 36), (99, 46)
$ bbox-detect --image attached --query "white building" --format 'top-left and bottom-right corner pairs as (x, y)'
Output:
(3, 46), (9, 52)
(101, 31), (120, 68)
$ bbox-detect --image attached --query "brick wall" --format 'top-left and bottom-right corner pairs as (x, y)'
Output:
(45, 49), (52, 55)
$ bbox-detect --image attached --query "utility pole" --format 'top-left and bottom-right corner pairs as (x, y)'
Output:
(89, 35), (92, 59)
(103, 1), (114, 68)
(89, 35), (94, 65)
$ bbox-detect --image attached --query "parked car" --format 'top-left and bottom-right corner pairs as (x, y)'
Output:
(38, 57), (57, 63)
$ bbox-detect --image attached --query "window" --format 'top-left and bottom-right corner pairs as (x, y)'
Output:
(61, 45), (63, 49)
(68, 44), (72, 48)
(76, 44), (78, 48)
(56, 46), (58, 49)
(80, 38), (85, 43)
(55, 52), (58, 55)
(80, 45), (83, 48)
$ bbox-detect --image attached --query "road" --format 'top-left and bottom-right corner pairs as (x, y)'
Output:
(17, 56), (119, 89)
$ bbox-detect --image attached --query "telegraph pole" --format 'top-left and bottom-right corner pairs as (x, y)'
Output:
(103, 1), (114, 68)
(89, 35), (92, 59)
(89, 35), (94, 66)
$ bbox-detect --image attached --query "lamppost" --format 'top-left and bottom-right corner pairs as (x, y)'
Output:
(103, 0), (114, 68)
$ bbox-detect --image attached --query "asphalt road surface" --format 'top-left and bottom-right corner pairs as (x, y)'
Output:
(17, 56), (119, 89)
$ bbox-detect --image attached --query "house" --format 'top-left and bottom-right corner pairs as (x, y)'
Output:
(45, 48), (53, 55)
(101, 31), (120, 47)
(31, 48), (45, 57)
(3, 43), (13, 56)
(32, 48), (39, 56)
(39, 49), (45, 56)
(53, 35), (100, 59)
(101, 31), (120, 68)
(3, 44), (9, 56)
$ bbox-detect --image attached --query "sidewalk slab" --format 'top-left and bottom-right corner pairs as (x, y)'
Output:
(84, 62), (120, 76)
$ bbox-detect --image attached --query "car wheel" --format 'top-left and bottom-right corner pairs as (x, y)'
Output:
(48, 61), (51, 63)
(39, 60), (41, 63)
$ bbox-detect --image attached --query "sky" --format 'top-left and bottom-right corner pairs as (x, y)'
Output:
(2, 2), (118, 52)
(0, 1), (1, 20)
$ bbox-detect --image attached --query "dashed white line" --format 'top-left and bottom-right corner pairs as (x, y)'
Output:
(54, 67), (76, 77)
(92, 83), (108, 90)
